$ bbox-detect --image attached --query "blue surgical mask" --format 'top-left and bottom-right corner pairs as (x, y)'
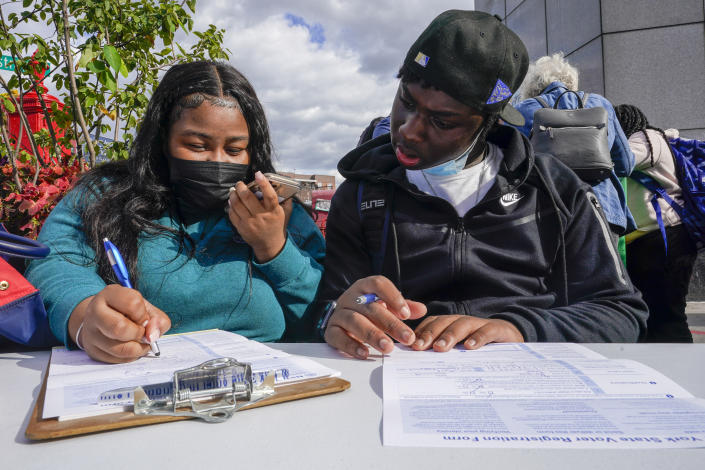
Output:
(423, 127), (483, 176)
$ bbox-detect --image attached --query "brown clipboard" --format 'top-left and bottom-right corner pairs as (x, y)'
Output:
(25, 358), (351, 441)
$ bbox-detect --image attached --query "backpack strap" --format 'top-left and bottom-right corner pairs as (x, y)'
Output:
(554, 90), (585, 109)
(631, 170), (685, 256)
(535, 96), (550, 108)
(535, 91), (587, 110)
(356, 180), (393, 275)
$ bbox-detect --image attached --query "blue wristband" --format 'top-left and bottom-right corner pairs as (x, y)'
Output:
(316, 301), (337, 340)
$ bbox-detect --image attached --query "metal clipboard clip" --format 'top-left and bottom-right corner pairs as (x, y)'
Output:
(98, 357), (278, 423)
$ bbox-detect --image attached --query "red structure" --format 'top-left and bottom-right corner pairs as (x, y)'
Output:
(311, 188), (336, 237)
(4, 58), (70, 164)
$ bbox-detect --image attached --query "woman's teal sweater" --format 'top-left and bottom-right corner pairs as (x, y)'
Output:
(25, 192), (325, 346)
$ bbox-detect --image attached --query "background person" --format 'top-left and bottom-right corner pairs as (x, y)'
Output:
(25, 61), (325, 363)
(615, 104), (696, 343)
(513, 53), (636, 250)
(317, 11), (648, 360)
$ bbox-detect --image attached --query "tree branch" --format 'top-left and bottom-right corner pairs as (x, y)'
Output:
(0, 114), (22, 191)
(61, 0), (96, 167)
(0, 73), (43, 168)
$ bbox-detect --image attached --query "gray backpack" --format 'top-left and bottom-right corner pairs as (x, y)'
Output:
(530, 90), (613, 184)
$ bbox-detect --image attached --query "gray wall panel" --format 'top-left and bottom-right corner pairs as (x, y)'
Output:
(475, 0), (506, 17)
(506, 0), (525, 15)
(680, 129), (705, 140)
(603, 24), (705, 131)
(506, 0), (547, 60)
(601, 0), (704, 33)
(546, 0), (601, 54)
(566, 37), (604, 96)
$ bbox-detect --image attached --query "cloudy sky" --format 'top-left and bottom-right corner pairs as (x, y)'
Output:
(189, 1), (476, 178)
(2, 1), (477, 179)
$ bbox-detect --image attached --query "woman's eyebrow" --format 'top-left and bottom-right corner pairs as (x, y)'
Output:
(179, 130), (211, 140)
(178, 130), (248, 142)
(224, 135), (249, 143)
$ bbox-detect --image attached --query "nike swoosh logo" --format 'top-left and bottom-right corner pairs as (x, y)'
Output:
(500, 193), (523, 207)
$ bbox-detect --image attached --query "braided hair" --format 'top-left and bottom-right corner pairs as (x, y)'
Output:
(615, 104), (670, 168)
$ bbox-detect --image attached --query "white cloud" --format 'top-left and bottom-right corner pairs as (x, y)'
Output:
(3, 0), (476, 176)
(191, 0), (476, 174)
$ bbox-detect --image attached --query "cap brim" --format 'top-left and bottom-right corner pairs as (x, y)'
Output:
(498, 103), (525, 127)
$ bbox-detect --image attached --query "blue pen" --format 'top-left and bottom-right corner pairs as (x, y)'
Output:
(103, 238), (160, 357)
(354, 293), (379, 305)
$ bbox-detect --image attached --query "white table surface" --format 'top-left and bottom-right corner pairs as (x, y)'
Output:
(2, 343), (705, 469)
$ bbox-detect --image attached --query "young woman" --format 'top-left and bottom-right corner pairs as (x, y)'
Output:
(616, 104), (696, 343)
(25, 61), (325, 363)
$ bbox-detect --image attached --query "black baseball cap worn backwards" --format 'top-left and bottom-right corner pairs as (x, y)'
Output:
(403, 10), (529, 126)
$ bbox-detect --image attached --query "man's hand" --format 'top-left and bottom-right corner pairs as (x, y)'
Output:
(323, 276), (427, 359)
(68, 285), (172, 363)
(411, 315), (524, 351)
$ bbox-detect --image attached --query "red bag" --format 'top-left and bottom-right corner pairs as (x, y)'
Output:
(0, 226), (59, 346)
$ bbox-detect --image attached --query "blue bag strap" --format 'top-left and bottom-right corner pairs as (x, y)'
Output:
(650, 193), (668, 256)
(631, 172), (685, 219)
(356, 180), (365, 220)
(357, 180), (392, 275)
(0, 225), (50, 259)
(631, 171), (686, 255)
(374, 185), (393, 275)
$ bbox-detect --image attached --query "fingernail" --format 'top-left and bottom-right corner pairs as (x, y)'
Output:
(255, 171), (264, 179)
(435, 339), (447, 348)
(401, 330), (412, 343)
(227, 198), (231, 207)
(141, 320), (148, 327)
(401, 305), (411, 319)
(229, 187), (236, 193)
(467, 338), (477, 347)
(356, 347), (367, 358)
(379, 338), (391, 350)
(414, 338), (424, 348)
(149, 329), (161, 343)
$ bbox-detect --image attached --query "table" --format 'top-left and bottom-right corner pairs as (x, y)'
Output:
(2, 343), (704, 469)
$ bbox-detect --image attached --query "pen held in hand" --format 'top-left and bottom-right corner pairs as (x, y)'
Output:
(104, 237), (161, 357)
(354, 294), (379, 305)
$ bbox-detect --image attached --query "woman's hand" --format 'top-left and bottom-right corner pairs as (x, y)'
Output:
(411, 315), (524, 351)
(228, 171), (292, 262)
(67, 284), (172, 363)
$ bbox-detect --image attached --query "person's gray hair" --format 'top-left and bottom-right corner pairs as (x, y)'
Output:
(515, 53), (579, 101)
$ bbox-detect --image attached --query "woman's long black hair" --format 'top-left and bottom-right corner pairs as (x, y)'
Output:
(75, 61), (276, 287)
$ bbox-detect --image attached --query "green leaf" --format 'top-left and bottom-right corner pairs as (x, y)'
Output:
(103, 45), (122, 74)
(77, 44), (95, 69)
(99, 70), (117, 92)
(2, 97), (16, 113)
(119, 60), (128, 78)
(22, 0), (31, 7)
(86, 60), (106, 73)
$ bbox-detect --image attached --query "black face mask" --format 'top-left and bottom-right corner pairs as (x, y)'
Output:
(168, 156), (249, 225)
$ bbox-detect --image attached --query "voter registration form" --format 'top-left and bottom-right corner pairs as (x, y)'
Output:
(383, 343), (705, 448)
(44, 330), (340, 420)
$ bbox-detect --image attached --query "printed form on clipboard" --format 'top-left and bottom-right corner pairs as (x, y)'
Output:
(42, 329), (341, 421)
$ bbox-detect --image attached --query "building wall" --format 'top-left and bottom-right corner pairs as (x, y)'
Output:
(476, 0), (705, 299)
(279, 172), (336, 205)
(476, 0), (705, 138)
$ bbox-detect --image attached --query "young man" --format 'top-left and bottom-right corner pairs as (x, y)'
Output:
(318, 10), (648, 359)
